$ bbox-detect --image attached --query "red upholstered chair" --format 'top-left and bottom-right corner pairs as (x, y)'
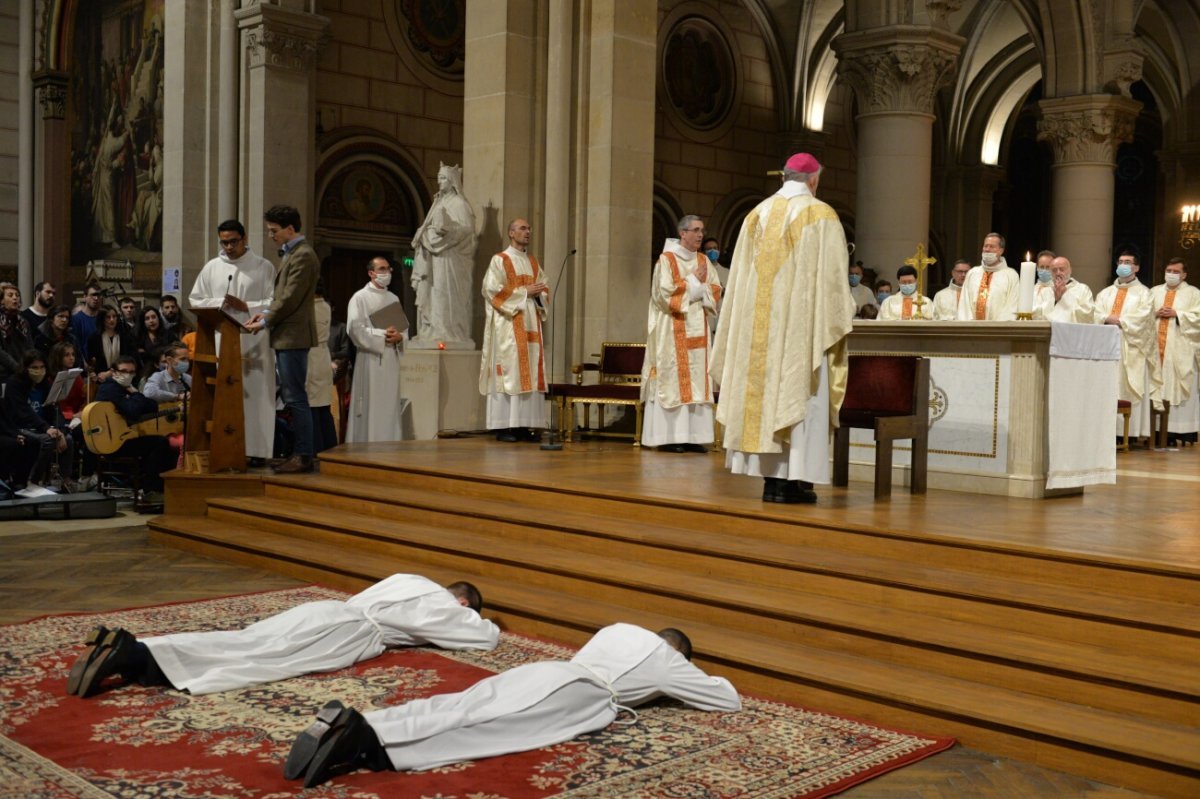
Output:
(1117, 400), (1132, 452)
(547, 343), (646, 444)
(832, 356), (930, 499)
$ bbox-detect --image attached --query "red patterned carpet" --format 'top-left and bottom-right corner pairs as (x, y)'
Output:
(0, 587), (954, 798)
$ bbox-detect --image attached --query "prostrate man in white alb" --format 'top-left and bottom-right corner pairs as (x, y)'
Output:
(1095, 251), (1157, 440)
(1036, 255), (1093, 323)
(187, 219), (276, 466)
(642, 214), (722, 453)
(712, 152), (855, 504)
(1150, 257), (1200, 439)
(877, 265), (932, 321)
(848, 262), (877, 316)
(932, 260), (969, 320)
(346, 256), (407, 443)
(67, 574), (498, 698)
(479, 218), (549, 443)
(957, 232), (1019, 321)
(283, 623), (740, 789)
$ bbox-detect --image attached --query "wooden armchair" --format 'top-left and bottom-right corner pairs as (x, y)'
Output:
(832, 355), (930, 499)
(548, 343), (646, 444)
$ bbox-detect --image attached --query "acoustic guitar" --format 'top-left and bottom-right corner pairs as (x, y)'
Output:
(81, 401), (184, 455)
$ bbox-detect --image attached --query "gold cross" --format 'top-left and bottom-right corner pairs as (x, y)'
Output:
(904, 244), (937, 319)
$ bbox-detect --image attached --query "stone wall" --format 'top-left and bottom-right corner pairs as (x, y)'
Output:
(0, 0), (18, 283)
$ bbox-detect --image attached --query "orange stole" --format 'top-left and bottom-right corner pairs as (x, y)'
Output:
(497, 252), (545, 392)
(1157, 288), (1176, 364)
(1110, 286), (1128, 317)
(662, 252), (711, 404)
(902, 297), (912, 320)
(974, 271), (993, 320)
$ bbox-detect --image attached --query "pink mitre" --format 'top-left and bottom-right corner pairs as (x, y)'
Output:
(784, 152), (821, 173)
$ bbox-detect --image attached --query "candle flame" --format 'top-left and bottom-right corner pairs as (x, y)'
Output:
(1026, 251), (1031, 260)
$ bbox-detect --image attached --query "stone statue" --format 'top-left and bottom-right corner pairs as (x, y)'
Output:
(410, 163), (478, 349)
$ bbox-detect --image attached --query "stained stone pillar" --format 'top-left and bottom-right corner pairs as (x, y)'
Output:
(32, 70), (68, 293)
(1037, 94), (1141, 289)
(833, 27), (962, 276)
(941, 164), (1004, 276)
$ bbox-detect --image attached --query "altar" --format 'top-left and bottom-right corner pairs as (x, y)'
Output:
(846, 321), (1120, 498)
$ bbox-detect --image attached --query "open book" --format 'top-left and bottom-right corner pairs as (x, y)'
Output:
(220, 293), (252, 327)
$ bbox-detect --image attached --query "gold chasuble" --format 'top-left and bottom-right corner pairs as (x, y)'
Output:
(711, 187), (855, 454)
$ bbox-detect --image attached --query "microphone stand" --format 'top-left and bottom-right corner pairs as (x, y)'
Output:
(541, 248), (577, 451)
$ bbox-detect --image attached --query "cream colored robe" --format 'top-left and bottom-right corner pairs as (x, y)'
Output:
(1034, 279), (1094, 323)
(1094, 279), (1156, 402)
(711, 183), (855, 455)
(849, 282), (877, 313)
(956, 261), (1019, 320)
(479, 247), (547, 427)
(347, 282), (407, 442)
(932, 284), (961, 320)
(1149, 282), (1200, 407)
(878, 292), (932, 321)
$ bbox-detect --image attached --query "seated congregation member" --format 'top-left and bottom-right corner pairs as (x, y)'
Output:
(87, 306), (136, 382)
(67, 575), (497, 698)
(143, 342), (191, 402)
(134, 306), (168, 378)
(284, 623), (740, 788)
(0, 383), (42, 489)
(4, 349), (74, 487)
(32, 305), (79, 357)
(94, 355), (177, 500)
(46, 341), (86, 424)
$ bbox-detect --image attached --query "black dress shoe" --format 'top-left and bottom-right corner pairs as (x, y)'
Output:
(285, 700), (345, 780)
(780, 480), (818, 504)
(495, 429), (519, 442)
(66, 625), (110, 695)
(762, 477), (783, 502)
(247, 457), (267, 468)
(684, 443), (709, 453)
(518, 427), (542, 442)
(658, 444), (688, 453)
(273, 455), (314, 474)
(287, 701), (390, 787)
(77, 628), (139, 698)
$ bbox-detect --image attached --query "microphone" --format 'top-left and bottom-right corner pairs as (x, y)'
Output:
(541, 249), (577, 451)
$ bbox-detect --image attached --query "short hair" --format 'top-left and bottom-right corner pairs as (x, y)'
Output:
(507, 217), (528, 234)
(165, 341), (188, 357)
(0, 281), (17, 297)
(677, 214), (702, 233)
(1167, 257), (1187, 268)
(783, 166), (821, 183)
(701, 237), (718, 250)
(217, 219), (246, 237)
(115, 355), (138, 369)
(446, 581), (483, 613)
(119, 296), (135, 306)
(953, 259), (971, 268)
(51, 304), (73, 318)
(85, 280), (102, 293)
(984, 232), (1007, 249)
(897, 265), (917, 279)
(160, 294), (179, 306)
(1117, 251), (1140, 266)
(21, 349), (46, 369)
(875, 280), (893, 291)
(315, 275), (326, 296)
(369, 256), (390, 271)
(1036, 249), (1056, 260)
(264, 204), (302, 232)
(34, 281), (51, 293)
(849, 263), (864, 273)
(657, 628), (693, 661)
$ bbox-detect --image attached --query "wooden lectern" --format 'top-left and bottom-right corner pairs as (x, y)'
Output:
(189, 308), (248, 472)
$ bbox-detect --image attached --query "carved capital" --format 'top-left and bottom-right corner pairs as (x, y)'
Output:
(236, 3), (330, 72)
(32, 69), (69, 120)
(1037, 95), (1141, 165)
(1102, 46), (1143, 98)
(926, 0), (964, 30)
(833, 27), (963, 116)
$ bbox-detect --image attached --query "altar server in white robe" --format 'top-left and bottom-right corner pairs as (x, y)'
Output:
(1095, 252), (1157, 438)
(346, 256), (408, 442)
(187, 219), (276, 462)
(1150, 257), (1200, 436)
(932, 259), (970, 320)
(67, 575), (498, 698)
(479, 218), (548, 441)
(284, 623), (740, 788)
(712, 153), (855, 505)
(1035, 256), (1094, 323)
(956, 233), (1020, 321)
(878, 265), (932, 320)
(642, 215), (722, 452)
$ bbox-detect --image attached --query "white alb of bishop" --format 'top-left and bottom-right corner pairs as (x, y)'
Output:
(956, 259), (1019, 320)
(711, 180), (855, 482)
(641, 238), (723, 446)
(1093, 276), (1156, 438)
(187, 247), (276, 459)
(346, 281), (408, 442)
(931, 283), (961, 320)
(1150, 279), (1200, 434)
(1034, 279), (1094, 323)
(479, 246), (547, 429)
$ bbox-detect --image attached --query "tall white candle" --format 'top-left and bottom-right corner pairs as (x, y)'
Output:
(1018, 255), (1036, 314)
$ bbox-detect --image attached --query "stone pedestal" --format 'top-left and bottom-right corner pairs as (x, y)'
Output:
(399, 349), (486, 439)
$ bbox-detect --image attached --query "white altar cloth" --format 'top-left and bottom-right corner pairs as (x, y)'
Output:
(1045, 322), (1120, 490)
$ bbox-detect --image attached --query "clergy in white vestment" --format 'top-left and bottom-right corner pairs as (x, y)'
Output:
(1033, 256), (1094, 323)
(284, 623), (740, 787)
(1150, 257), (1200, 435)
(346, 257), (408, 443)
(877, 265), (932, 320)
(956, 232), (1020, 320)
(642, 215), (722, 451)
(1095, 252), (1157, 439)
(849, 262), (877, 315)
(932, 259), (970, 320)
(711, 153), (855, 505)
(67, 575), (499, 698)
(479, 218), (548, 441)
(187, 219), (276, 461)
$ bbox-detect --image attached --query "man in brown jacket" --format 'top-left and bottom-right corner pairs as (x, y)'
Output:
(247, 205), (319, 473)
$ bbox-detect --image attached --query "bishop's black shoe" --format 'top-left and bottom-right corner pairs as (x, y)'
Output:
(495, 429), (519, 443)
(780, 480), (818, 504)
(762, 477), (783, 502)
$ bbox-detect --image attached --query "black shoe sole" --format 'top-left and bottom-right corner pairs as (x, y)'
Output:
(285, 700), (345, 780)
(66, 625), (110, 696)
(77, 628), (136, 698)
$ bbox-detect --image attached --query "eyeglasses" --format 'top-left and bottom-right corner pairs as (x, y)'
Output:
(219, 237), (243, 248)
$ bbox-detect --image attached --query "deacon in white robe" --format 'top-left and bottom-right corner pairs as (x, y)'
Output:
(1034, 256), (1093, 323)
(479, 218), (548, 436)
(642, 219), (722, 450)
(288, 623), (739, 784)
(1150, 259), (1200, 435)
(72, 575), (498, 697)
(877, 266), (931, 320)
(956, 233), (1019, 321)
(346, 257), (408, 443)
(187, 224), (276, 460)
(711, 153), (855, 503)
(932, 260), (971, 320)
(1095, 256), (1157, 439)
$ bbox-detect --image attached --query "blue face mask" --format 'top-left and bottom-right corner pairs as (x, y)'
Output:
(175, 359), (190, 375)
(849, 274), (861, 287)
(899, 283), (917, 296)
(705, 248), (720, 263)
(1037, 269), (1052, 284)
(1116, 264), (1134, 279)
(877, 292), (890, 304)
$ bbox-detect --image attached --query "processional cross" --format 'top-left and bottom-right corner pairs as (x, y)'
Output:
(904, 244), (937, 319)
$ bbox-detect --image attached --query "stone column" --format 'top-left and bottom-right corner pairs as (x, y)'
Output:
(1037, 94), (1140, 289)
(32, 69), (68, 292)
(18, 0), (33, 298)
(217, 0), (239, 221)
(833, 27), (962, 277)
(940, 164), (1004, 277)
(235, 2), (328, 263)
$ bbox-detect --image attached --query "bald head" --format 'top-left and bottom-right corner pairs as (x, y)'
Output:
(508, 218), (532, 252)
(1051, 256), (1072, 282)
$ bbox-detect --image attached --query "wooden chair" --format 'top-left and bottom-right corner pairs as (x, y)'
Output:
(1149, 400), (1169, 449)
(548, 343), (646, 444)
(1117, 400), (1132, 452)
(833, 356), (930, 499)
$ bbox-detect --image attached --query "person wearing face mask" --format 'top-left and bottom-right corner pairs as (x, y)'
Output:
(878, 266), (932, 320)
(1031, 249), (1057, 318)
(1150, 257), (1200, 440)
(874, 280), (893, 306)
(956, 233), (1019, 320)
(144, 342), (192, 402)
(848, 262), (878, 315)
(1095, 251), (1156, 441)
(4, 349), (75, 488)
(932, 259), (971, 320)
(346, 256), (409, 443)
(94, 355), (178, 503)
(701, 237), (729, 285)
(188, 219), (277, 467)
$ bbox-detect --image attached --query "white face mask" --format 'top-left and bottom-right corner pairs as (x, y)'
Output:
(372, 272), (392, 288)
(981, 252), (999, 267)
(899, 283), (917, 296)
(113, 372), (134, 388)
(1165, 273), (1182, 287)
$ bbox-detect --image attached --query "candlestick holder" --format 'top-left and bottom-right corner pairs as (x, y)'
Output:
(1015, 312), (1033, 320)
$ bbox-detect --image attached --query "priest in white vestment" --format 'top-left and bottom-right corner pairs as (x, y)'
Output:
(479, 218), (548, 441)
(347, 257), (408, 442)
(187, 220), (276, 462)
(877, 265), (932, 320)
(956, 233), (1019, 321)
(932, 259), (970, 320)
(1095, 253), (1157, 439)
(1150, 258), (1200, 436)
(711, 153), (855, 504)
(283, 623), (740, 787)
(642, 215), (722, 451)
(67, 575), (498, 698)
(1034, 256), (1094, 323)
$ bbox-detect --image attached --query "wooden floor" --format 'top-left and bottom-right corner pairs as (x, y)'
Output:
(0, 518), (1154, 798)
